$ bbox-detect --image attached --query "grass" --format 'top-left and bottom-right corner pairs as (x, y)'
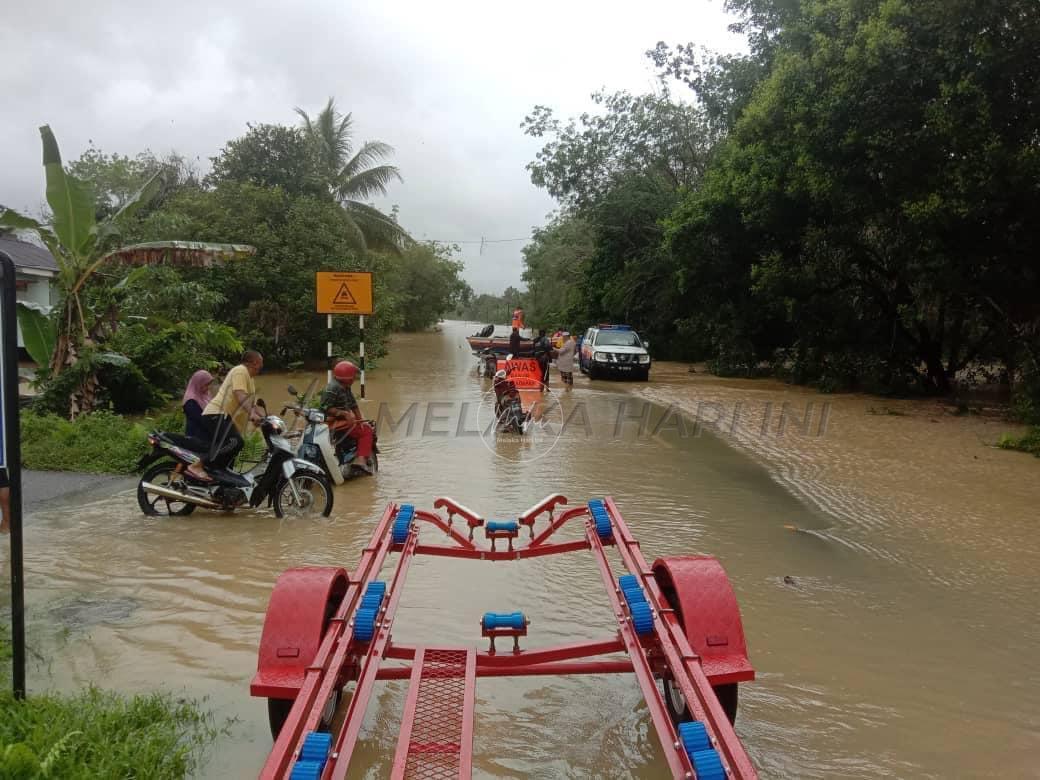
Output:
(0, 688), (221, 779)
(997, 427), (1040, 457)
(20, 409), (265, 474)
(0, 625), (222, 778)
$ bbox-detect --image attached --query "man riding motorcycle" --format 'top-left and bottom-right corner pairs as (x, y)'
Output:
(492, 368), (529, 433)
(320, 361), (376, 475)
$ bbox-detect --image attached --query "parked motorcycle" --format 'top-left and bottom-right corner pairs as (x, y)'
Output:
(136, 408), (334, 519)
(283, 385), (379, 484)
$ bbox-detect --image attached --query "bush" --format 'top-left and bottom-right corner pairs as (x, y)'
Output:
(998, 428), (1040, 457)
(0, 687), (219, 779)
(20, 411), (151, 474)
(20, 409), (267, 474)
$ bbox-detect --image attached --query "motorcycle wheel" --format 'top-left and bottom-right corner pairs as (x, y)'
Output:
(137, 461), (197, 516)
(273, 472), (334, 519)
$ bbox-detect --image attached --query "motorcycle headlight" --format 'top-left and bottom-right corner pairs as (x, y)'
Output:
(267, 415), (286, 433)
(638, 354), (650, 364)
(308, 410), (326, 424)
(594, 352), (608, 362)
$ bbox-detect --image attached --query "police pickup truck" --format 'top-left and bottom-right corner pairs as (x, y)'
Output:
(578, 324), (651, 380)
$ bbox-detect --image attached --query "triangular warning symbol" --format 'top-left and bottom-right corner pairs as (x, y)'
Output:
(333, 282), (357, 306)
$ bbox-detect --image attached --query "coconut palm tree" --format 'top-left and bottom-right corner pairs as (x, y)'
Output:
(295, 98), (410, 252)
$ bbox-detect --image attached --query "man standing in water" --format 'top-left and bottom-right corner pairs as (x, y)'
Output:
(532, 329), (553, 389)
(509, 327), (522, 357)
(187, 350), (265, 481)
(556, 332), (576, 389)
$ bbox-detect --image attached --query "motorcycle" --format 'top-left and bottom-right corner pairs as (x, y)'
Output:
(492, 372), (530, 435)
(136, 407), (334, 519)
(477, 348), (499, 378)
(283, 384), (379, 484)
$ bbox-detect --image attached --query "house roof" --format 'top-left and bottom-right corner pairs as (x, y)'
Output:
(0, 234), (59, 274)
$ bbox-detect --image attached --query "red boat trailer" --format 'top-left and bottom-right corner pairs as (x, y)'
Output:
(251, 495), (757, 779)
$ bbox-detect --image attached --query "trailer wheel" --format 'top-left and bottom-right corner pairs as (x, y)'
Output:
(266, 587), (347, 739)
(267, 687), (341, 739)
(664, 677), (738, 726)
(653, 557), (752, 732)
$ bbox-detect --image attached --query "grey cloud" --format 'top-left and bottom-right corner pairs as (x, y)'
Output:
(1, 0), (742, 293)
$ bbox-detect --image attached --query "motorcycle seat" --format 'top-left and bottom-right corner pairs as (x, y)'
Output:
(157, 431), (210, 453)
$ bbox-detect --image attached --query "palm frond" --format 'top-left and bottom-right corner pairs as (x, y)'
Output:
(340, 141), (397, 181)
(338, 164), (403, 200)
(340, 210), (370, 253)
(344, 200), (412, 253)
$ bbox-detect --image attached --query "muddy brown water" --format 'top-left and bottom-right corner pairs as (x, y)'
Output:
(7, 320), (1039, 778)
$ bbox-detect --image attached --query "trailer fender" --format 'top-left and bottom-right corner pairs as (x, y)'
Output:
(652, 556), (754, 686)
(251, 566), (350, 699)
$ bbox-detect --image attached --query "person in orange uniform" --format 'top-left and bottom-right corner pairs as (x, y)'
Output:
(511, 307), (525, 331)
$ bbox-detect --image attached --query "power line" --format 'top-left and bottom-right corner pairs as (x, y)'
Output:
(421, 235), (533, 256)
(421, 236), (531, 245)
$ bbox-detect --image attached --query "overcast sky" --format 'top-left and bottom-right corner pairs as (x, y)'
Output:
(1, 0), (743, 293)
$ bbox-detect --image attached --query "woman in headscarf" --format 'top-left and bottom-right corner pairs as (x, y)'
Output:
(182, 369), (215, 439)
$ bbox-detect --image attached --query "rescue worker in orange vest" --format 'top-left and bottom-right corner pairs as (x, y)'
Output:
(320, 360), (375, 474)
(511, 306), (525, 331)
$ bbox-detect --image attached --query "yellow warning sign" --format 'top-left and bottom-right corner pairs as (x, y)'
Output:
(316, 271), (373, 315)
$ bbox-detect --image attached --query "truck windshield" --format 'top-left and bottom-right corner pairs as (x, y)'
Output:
(596, 331), (642, 347)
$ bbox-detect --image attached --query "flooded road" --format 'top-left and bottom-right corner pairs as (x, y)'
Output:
(8, 320), (1040, 778)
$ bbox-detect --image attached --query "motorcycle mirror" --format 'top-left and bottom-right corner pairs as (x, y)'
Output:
(256, 398), (267, 409)
(287, 384), (298, 396)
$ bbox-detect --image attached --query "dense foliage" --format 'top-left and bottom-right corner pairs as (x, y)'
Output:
(6, 98), (470, 417)
(520, 0), (1040, 408)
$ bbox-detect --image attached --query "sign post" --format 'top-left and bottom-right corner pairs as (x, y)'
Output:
(315, 272), (374, 398)
(0, 251), (26, 698)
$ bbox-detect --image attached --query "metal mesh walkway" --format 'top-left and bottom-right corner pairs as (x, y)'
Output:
(392, 648), (476, 779)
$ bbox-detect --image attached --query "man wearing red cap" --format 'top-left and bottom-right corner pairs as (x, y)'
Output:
(320, 360), (375, 474)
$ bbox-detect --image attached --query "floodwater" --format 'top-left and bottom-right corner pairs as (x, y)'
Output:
(7, 320), (1040, 778)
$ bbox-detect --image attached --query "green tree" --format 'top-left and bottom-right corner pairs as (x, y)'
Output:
(666, 0), (1040, 391)
(68, 145), (199, 221)
(129, 182), (402, 367)
(521, 216), (593, 329)
(522, 91), (713, 210)
(207, 123), (325, 198)
(296, 98), (409, 251)
(386, 243), (471, 331)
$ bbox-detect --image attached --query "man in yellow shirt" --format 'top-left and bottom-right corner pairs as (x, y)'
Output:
(186, 350), (264, 481)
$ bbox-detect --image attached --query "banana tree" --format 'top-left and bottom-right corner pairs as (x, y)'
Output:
(0, 125), (254, 415)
